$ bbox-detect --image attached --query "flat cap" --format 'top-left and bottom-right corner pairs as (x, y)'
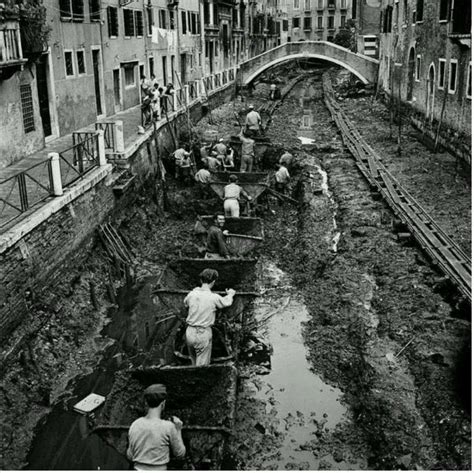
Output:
(144, 384), (167, 398)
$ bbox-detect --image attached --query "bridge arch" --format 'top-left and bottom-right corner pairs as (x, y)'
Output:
(239, 41), (379, 86)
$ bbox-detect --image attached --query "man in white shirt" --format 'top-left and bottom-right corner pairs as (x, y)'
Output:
(223, 174), (252, 217)
(245, 105), (262, 136)
(275, 163), (290, 195)
(184, 269), (235, 366)
(173, 146), (190, 180)
(127, 384), (186, 470)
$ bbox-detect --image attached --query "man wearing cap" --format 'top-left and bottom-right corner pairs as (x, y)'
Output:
(245, 105), (262, 136)
(127, 384), (186, 470)
(184, 268), (236, 366)
(223, 174), (252, 217)
(212, 139), (227, 166)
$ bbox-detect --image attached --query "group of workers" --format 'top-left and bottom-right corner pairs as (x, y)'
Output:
(126, 101), (293, 472)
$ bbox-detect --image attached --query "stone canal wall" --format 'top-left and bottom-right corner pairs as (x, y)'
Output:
(0, 82), (235, 345)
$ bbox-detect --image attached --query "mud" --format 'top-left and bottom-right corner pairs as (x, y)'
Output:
(0, 65), (470, 470)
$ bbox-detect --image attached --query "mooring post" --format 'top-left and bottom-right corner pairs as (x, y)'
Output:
(96, 130), (107, 166)
(114, 120), (125, 154)
(49, 152), (63, 196)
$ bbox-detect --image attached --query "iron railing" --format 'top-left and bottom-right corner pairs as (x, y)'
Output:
(95, 121), (115, 151)
(61, 133), (100, 187)
(0, 159), (53, 228)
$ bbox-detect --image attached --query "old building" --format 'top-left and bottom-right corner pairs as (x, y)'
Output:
(0, 4), (45, 168)
(378, 0), (471, 154)
(352, 0), (382, 56)
(285, 0), (353, 43)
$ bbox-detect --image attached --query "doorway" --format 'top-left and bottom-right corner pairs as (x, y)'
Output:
(36, 54), (52, 138)
(180, 53), (186, 84)
(113, 69), (121, 113)
(92, 49), (103, 116)
(171, 55), (175, 84)
(407, 47), (415, 101)
(426, 64), (435, 121)
(162, 56), (167, 85)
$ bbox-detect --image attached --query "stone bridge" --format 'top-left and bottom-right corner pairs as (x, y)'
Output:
(238, 41), (379, 85)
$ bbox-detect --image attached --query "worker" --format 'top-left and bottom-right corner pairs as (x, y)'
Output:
(223, 146), (235, 169)
(195, 162), (211, 197)
(205, 214), (230, 259)
(245, 105), (262, 136)
(269, 84), (281, 101)
(213, 139), (227, 167)
(184, 268), (235, 366)
(224, 174), (252, 217)
(173, 146), (191, 180)
(206, 152), (221, 172)
(200, 142), (211, 165)
(127, 384), (186, 470)
(279, 150), (293, 168)
(179, 153), (192, 186)
(275, 162), (290, 196)
(238, 128), (256, 172)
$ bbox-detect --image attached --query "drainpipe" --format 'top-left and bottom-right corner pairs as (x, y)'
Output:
(199, 0), (206, 77)
(176, 3), (181, 85)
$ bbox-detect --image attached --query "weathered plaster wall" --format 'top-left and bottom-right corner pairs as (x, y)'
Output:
(0, 67), (44, 168)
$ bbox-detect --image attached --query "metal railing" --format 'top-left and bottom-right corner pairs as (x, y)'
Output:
(95, 122), (115, 150)
(0, 159), (53, 228)
(61, 133), (100, 187)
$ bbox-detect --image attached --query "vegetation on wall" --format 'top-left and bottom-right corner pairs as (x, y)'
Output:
(333, 19), (357, 52)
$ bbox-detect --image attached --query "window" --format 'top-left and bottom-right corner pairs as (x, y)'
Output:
(416, 0), (423, 22)
(304, 17), (312, 30)
(415, 54), (421, 81)
(64, 50), (74, 76)
(327, 35), (334, 42)
(383, 6), (393, 32)
(124, 65), (135, 87)
(438, 58), (446, 88)
(318, 0), (324, 7)
(59, 0), (84, 21)
(20, 84), (35, 133)
(283, 19), (289, 31)
(412, 10), (416, 24)
(149, 57), (154, 76)
(294, 0), (300, 9)
(451, 0), (471, 34)
(403, 0), (408, 23)
(146, 7), (153, 35)
(328, 15), (334, 29)
(89, 0), (100, 21)
(467, 63), (471, 98)
(341, 15), (346, 27)
(317, 16), (323, 28)
(181, 11), (187, 34)
(448, 60), (457, 93)
(341, 0), (346, 8)
(328, 0), (335, 8)
(169, 10), (175, 29)
(124, 9), (134, 37)
(159, 9), (167, 29)
(76, 50), (86, 74)
(439, 0), (450, 21)
(135, 11), (144, 36)
(304, 0), (310, 10)
(292, 17), (300, 28)
(107, 7), (119, 37)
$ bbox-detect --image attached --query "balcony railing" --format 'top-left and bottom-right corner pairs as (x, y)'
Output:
(0, 20), (27, 80)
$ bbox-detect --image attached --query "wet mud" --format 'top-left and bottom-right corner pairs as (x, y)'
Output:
(0, 65), (470, 470)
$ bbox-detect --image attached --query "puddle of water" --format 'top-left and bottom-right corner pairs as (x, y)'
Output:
(246, 261), (350, 469)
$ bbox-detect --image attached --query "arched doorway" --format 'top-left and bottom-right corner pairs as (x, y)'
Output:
(407, 47), (415, 101)
(426, 64), (435, 121)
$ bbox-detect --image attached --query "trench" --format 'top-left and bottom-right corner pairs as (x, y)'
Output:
(14, 65), (471, 470)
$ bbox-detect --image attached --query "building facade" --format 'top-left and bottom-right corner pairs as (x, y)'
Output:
(285, 0), (353, 43)
(378, 0), (471, 138)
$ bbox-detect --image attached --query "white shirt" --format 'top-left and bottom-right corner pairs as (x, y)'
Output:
(184, 286), (233, 327)
(275, 166), (290, 183)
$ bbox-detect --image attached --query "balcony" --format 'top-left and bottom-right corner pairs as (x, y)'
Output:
(0, 19), (27, 81)
(204, 23), (219, 37)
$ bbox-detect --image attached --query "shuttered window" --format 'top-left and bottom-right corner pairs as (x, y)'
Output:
(124, 9), (135, 37)
(107, 7), (119, 37)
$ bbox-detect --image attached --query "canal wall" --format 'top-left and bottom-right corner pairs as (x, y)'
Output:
(0, 81), (235, 347)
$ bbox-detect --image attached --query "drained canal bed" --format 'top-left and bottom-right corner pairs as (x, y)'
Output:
(2, 65), (470, 470)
